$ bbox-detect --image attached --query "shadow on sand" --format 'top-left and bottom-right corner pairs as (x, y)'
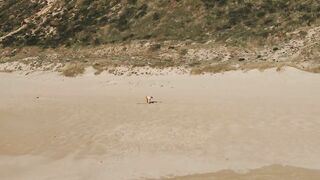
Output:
(136, 101), (162, 105)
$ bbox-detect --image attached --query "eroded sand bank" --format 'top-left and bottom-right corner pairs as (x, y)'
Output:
(0, 67), (320, 180)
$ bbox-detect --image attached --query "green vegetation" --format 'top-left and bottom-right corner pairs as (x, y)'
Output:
(61, 63), (85, 77)
(1, 0), (319, 47)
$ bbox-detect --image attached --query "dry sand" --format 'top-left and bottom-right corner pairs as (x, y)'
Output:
(0, 67), (320, 180)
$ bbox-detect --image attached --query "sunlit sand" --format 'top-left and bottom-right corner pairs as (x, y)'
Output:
(1, 67), (320, 180)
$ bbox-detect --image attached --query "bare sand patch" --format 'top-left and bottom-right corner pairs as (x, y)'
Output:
(0, 67), (320, 180)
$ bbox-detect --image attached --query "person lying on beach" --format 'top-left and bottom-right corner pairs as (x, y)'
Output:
(145, 96), (153, 104)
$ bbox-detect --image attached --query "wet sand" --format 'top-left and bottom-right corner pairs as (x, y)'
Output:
(0, 67), (320, 180)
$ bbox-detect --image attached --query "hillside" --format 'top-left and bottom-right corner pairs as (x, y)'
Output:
(0, 0), (319, 75)
(1, 0), (319, 47)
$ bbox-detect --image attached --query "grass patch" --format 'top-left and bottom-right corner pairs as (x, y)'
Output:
(239, 62), (281, 72)
(61, 63), (86, 77)
(190, 63), (237, 75)
(0, 69), (13, 73)
(190, 62), (293, 75)
(305, 65), (320, 73)
(92, 61), (108, 75)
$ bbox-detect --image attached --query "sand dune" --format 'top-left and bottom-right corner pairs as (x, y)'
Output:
(164, 165), (320, 180)
(0, 67), (320, 180)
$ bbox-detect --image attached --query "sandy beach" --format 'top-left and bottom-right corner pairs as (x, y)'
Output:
(1, 67), (320, 180)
